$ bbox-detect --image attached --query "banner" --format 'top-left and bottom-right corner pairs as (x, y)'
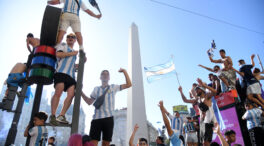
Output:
(173, 105), (188, 114)
(214, 90), (236, 109)
(212, 107), (244, 145)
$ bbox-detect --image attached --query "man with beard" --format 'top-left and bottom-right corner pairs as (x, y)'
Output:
(178, 78), (217, 146)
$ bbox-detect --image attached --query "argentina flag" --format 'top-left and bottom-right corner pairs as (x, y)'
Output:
(144, 58), (176, 83)
(212, 97), (226, 130)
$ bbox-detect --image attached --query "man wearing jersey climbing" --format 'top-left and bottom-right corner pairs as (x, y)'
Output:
(48, 0), (102, 50)
(49, 33), (79, 125)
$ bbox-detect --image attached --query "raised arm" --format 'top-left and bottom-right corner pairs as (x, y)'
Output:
(231, 67), (244, 77)
(81, 91), (95, 105)
(129, 124), (139, 146)
(198, 64), (214, 72)
(178, 86), (197, 104)
(119, 68), (132, 90)
(214, 124), (229, 146)
(259, 76), (264, 80)
(162, 105), (171, 117)
(251, 54), (255, 67)
(56, 51), (78, 58)
(209, 56), (222, 64)
(84, 9), (102, 19)
(158, 101), (174, 137)
(197, 78), (217, 95)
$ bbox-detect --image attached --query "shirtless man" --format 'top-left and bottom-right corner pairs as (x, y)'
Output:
(209, 49), (236, 91)
(3, 63), (27, 99)
(178, 78), (217, 146)
(26, 33), (40, 53)
(26, 33), (40, 69)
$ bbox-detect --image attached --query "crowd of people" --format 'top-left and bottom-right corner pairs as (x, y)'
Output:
(22, 0), (131, 145)
(1, 0), (264, 146)
(129, 48), (264, 146)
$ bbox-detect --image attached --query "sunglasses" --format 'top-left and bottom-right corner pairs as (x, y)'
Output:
(67, 35), (76, 39)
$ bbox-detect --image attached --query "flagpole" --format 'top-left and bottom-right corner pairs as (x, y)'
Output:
(175, 72), (181, 86)
(171, 54), (181, 86)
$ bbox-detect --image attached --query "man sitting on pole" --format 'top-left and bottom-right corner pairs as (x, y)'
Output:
(49, 33), (79, 125)
(26, 33), (40, 70)
(48, 0), (102, 50)
(0, 63), (27, 110)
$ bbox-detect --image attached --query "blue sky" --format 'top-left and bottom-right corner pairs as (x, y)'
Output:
(0, 0), (264, 133)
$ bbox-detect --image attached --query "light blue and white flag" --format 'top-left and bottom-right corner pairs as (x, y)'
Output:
(144, 58), (176, 83)
(212, 97), (226, 130)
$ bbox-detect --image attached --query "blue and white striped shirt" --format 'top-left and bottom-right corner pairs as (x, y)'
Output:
(56, 43), (77, 79)
(242, 108), (263, 130)
(29, 126), (48, 146)
(91, 84), (121, 119)
(183, 122), (196, 133)
(60, 0), (88, 16)
(168, 114), (184, 135)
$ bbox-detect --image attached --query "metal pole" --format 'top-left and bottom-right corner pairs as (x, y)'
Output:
(5, 83), (28, 146)
(71, 50), (85, 134)
(175, 72), (181, 86)
(25, 84), (43, 146)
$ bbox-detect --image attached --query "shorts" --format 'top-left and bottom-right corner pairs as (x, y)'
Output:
(219, 69), (236, 89)
(247, 82), (261, 95)
(89, 117), (114, 142)
(7, 73), (25, 87)
(54, 73), (76, 91)
(200, 122), (213, 143)
(59, 12), (81, 33)
(186, 132), (198, 143)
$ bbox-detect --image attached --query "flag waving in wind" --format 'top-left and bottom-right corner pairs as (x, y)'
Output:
(144, 57), (176, 83)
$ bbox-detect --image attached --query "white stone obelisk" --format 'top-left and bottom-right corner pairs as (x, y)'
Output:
(126, 23), (149, 145)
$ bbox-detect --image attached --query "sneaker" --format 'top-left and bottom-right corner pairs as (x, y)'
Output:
(56, 115), (69, 124)
(49, 115), (59, 126)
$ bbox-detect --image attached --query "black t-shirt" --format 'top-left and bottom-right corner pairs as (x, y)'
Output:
(239, 65), (258, 85)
